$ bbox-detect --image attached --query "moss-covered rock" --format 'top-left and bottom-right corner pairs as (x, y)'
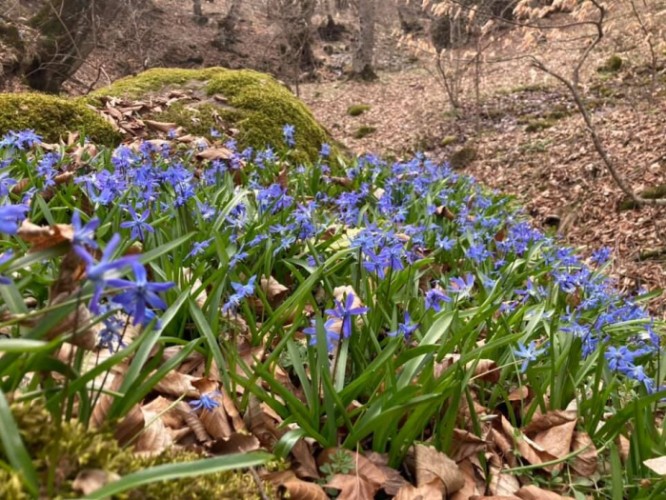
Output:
(0, 93), (121, 145)
(89, 67), (337, 162)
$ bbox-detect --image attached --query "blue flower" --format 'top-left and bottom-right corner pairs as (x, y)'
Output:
(0, 169), (16, 196)
(120, 206), (154, 241)
(590, 247), (612, 266)
(71, 210), (100, 250)
(389, 312), (419, 339)
(0, 250), (14, 285)
(283, 124), (296, 148)
(187, 239), (213, 260)
(222, 275), (257, 313)
(189, 392), (221, 412)
(449, 273), (475, 297)
(325, 293), (368, 339)
(303, 318), (343, 352)
(512, 341), (546, 373)
(75, 234), (137, 314)
(108, 261), (174, 325)
(0, 203), (29, 235)
(425, 288), (450, 312)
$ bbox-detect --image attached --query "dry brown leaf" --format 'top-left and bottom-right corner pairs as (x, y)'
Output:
(245, 396), (281, 448)
(326, 474), (377, 500)
(487, 453), (520, 496)
(115, 405), (145, 447)
(319, 448), (387, 490)
(451, 459), (483, 500)
(500, 416), (556, 467)
(414, 444), (465, 495)
(142, 396), (184, 429)
(365, 451), (409, 495)
(516, 485), (574, 499)
(153, 371), (199, 398)
(570, 431), (597, 476)
(291, 439), (320, 480)
(198, 393), (233, 439)
(143, 119), (178, 133)
(467, 358), (501, 383)
(523, 410), (576, 435)
(133, 407), (172, 454)
(18, 220), (74, 251)
(532, 419), (577, 471)
(196, 146), (233, 161)
(395, 479), (445, 500)
(265, 471), (328, 500)
(617, 435), (631, 463)
(210, 432), (261, 455)
(175, 401), (212, 443)
(450, 428), (488, 462)
(260, 275), (289, 303)
(72, 469), (120, 496)
(644, 456), (666, 475)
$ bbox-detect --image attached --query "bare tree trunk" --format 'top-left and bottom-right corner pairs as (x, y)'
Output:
(351, 0), (377, 80)
(25, 0), (117, 93)
(216, 0), (242, 48)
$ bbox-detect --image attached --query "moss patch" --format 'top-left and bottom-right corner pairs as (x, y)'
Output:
(354, 125), (376, 139)
(3, 401), (265, 498)
(597, 54), (623, 73)
(90, 67), (337, 162)
(347, 104), (370, 117)
(524, 118), (557, 133)
(619, 183), (666, 211)
(449, 146), (477, 170)
(0, 93), (120, 146)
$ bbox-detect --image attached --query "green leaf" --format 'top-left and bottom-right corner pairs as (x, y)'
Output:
(84, 452), (272, 499)
(0, 390), (39, 496)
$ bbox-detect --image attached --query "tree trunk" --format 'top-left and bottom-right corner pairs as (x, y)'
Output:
(351, 0), (377, 80)
(193, 0), (203, 17)
(216, 0), (242, 48)
(25, 0), (117, 93)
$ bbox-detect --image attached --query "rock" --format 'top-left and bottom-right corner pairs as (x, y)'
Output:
(0, 93), (120, 145)
(88, 67), (338, 162)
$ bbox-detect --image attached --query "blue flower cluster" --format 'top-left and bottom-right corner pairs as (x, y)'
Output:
(0, 126), (661, 392)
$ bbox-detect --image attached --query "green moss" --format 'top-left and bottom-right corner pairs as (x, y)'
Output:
(91, 67), (337, 162)
(353, 125), (376, 139)
(619, 183), (666, 210)
(440, 135), (457, 147)
(524, 118), (556, 133)
(347, 104), (370, 117)
(597, 54), (623, 73)
(0, 93), (121, 146)
(3, 401), (265, 499)
(449, 146), (477, 170)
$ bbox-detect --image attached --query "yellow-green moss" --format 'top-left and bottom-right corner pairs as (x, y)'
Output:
(597, 54), (623, 73)
(3, 401), (266, 499)
(354, 125), (376, 139)
(347, 104), (370, 117)
(0, 93), (120, 146)
(90, 67), (338, 162)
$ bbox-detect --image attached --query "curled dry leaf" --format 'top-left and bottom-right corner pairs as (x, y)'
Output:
(175, 401), (211, 443)
(210, 432), (261, 455)
(320, 448), (387, 492)
(523, 410), (577, 435)
(133, 407), (173, 454)
(264, 471), (328, 500)
(196, 146), (233, 161)
(450, 459), (484, 500)
(617, 434), (631, 463)
(18, 220), (74, 252)
(143, 396), (184, 429)
(450, 428), (488, 462)
(72, 469), (121, 496)
(245, 396), (281, 448)
(260, 275), (289, 304)
(198, 393), (233, 439)
(499, 416), (556, 468)
(364, 451), (409, 495)
(532, 419), (577, 471)
(143, 119), (178, 133)
(291, 439), (320, 480)
(487, 453), (520, 496)
(414, 444), (465, 495)
(115, 405), (145, 446)
(153, 371), (199, 398)
(570, 431), (597, 476)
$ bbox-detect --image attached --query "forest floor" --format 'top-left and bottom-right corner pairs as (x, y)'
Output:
(3, 0), (666, 314)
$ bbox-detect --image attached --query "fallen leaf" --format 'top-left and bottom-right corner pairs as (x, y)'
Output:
(570, 431), (597, 476)
(153, 371), (199, 398)
(210, 432), (261, 454)
(18, 220), (74, 252)
(260, 275), (289, 303)
(291, 439), (320, 480)
(414, 444), (465, 495)
(72, 469), (121, 495)
(516, 485), (574, 499)
(265, 471), (328, 500)
(326, 474), (377, 500)
(644, 456), (666, 475)
(196, 146), (233, 161)
(394, 478), (444, 500)
(450, 428), (488, 462)
(523, 410), (576, 435)
(451, 459), (483, 500)
(532, 419), (577, 471)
